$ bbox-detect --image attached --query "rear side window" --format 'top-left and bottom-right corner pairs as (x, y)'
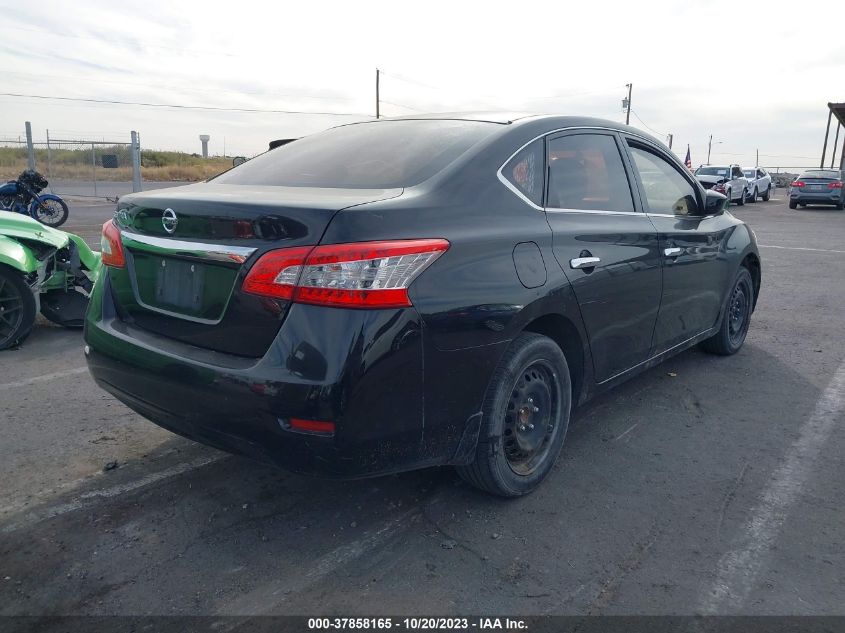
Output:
(213, 120), (497, 189)
(502, 139), (544, 206)
(628, 145), (700, 215)
(546, 134), (635, 212)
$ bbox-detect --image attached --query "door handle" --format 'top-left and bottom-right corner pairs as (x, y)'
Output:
(570, 256), (601, 269)
(664, 247), (683, 257)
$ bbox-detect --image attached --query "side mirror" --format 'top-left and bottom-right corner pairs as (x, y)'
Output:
(704, 190), (727, 215)
(232, 156), (247, 167)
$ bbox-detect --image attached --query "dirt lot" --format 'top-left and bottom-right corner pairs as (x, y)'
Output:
(1, 193), (843, 618)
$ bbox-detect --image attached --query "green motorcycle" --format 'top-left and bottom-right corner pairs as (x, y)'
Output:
(0, 210), (101, 350)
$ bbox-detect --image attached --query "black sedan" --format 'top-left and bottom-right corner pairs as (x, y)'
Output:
(85, 113), (761, 496)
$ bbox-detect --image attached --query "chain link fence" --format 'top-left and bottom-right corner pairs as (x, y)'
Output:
(0, 127), (141, 201)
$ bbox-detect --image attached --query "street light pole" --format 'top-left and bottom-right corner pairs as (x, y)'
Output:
(707, 134), (713, 165)
(625, 83), (632, 126)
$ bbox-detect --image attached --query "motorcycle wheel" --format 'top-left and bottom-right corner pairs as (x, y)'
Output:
(33, 199), (69, 228)
(0, 266), (36, 350)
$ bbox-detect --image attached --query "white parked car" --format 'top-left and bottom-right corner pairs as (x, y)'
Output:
(694, 165), (749, 206)
(743, 167), (773, 202)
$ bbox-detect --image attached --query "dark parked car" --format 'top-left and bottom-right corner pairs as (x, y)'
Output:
(788, 169), (844, 209)
(85, 114), (761, 496)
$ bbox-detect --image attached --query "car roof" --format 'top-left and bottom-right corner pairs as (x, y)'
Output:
(385, 112), (542, 124)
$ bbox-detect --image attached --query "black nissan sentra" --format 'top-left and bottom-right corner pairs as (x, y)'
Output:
(85, 114), (761, 496)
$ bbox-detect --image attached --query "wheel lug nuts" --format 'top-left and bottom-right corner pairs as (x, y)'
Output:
(528, 423), (534, 430)
(532, 406), (539, 413)
(519, 424), (526, 432)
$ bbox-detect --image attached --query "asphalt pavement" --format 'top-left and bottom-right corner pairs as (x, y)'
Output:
(1, 192), (843, 617)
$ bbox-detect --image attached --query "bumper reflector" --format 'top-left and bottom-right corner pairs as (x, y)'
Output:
(288, 417), (335, 435)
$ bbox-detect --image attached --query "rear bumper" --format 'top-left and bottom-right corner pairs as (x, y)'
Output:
(789, 191), (843, 205)
(84, 274), (443, 478)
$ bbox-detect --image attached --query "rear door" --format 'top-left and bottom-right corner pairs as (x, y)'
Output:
(623, 138), (732, 353)
(544, 131), (661, 383)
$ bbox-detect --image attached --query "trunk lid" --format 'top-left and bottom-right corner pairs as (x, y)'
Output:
(109, 182), (401, 357)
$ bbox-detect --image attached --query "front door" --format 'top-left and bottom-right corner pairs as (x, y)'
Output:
(544, 131), (661, 383)
(623, 139), (734, 354)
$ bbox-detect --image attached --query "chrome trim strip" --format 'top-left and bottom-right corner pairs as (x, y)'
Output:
(546, 208), (646, 217)
(120, 230), (257, 263)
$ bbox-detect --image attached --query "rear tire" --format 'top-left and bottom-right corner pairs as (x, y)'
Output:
(700, 267), (754, 356)
(0, 266), (36, 350)
(836, 200), (844, 210)
(788, 200), (797, 209)
(456, 333), (572, 497)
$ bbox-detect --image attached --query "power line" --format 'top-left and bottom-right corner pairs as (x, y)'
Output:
(630, 110), (666, 137)
(0, 92), (373, 117)
(0, 69), (358, 102)
(379, 99), (422, 112)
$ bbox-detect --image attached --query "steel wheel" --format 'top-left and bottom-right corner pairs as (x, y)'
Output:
(502, 360), (560, 476)
(728, 277), (751, 347)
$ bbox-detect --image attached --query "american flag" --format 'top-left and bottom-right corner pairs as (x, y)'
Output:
(684, 145), (692, 169)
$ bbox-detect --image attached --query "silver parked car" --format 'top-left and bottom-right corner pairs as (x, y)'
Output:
(694, 165), (749, 205)
(743, 167), (773, 202)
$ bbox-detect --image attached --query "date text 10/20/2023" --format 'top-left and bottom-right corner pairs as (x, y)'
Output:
(307, 618), (528, 630)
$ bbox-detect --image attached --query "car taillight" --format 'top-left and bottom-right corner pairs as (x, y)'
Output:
(828, 181), (843, 189)
(100, 220), (125, 268)
(242, 239), (450, 308)
(792, 181), (805, 188)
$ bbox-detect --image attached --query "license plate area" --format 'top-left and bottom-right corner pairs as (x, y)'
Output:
(129, 251), (238, 321)
(155, 257), (204, 312)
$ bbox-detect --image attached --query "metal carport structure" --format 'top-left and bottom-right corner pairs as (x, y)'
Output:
(820, 102), (845, 170)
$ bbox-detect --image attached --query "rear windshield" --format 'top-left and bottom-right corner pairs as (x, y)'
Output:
(213, 120), (498, 189)
(696, 167), (730, 177)
(798, 170), (840, 180)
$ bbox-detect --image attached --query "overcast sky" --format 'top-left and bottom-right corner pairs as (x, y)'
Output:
(1, 0), (842, 170)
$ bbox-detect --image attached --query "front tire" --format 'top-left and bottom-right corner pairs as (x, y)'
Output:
(456, 333), (572, 497)
(789, 200), (797, 209)
(32, 198), (69, 228)
(749, 187), (758, 203)
(0, 266), (36, 350)
(737, 188), (746, 206)
(762, 185), (771, 202)
(700, 267), (754, 356)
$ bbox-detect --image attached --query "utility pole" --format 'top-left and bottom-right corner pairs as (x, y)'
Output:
(624, 83), (632, 125)
(375, 68), (380, 119)
(25, 121), (35, 170)
(707, 134), (713, 165)
(756, 148), (759, 167)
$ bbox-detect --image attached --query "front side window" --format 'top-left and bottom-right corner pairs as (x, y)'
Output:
(502, 139), (544, 206)
(546, 134), (635, 213)
(628, 145), (700, 216)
